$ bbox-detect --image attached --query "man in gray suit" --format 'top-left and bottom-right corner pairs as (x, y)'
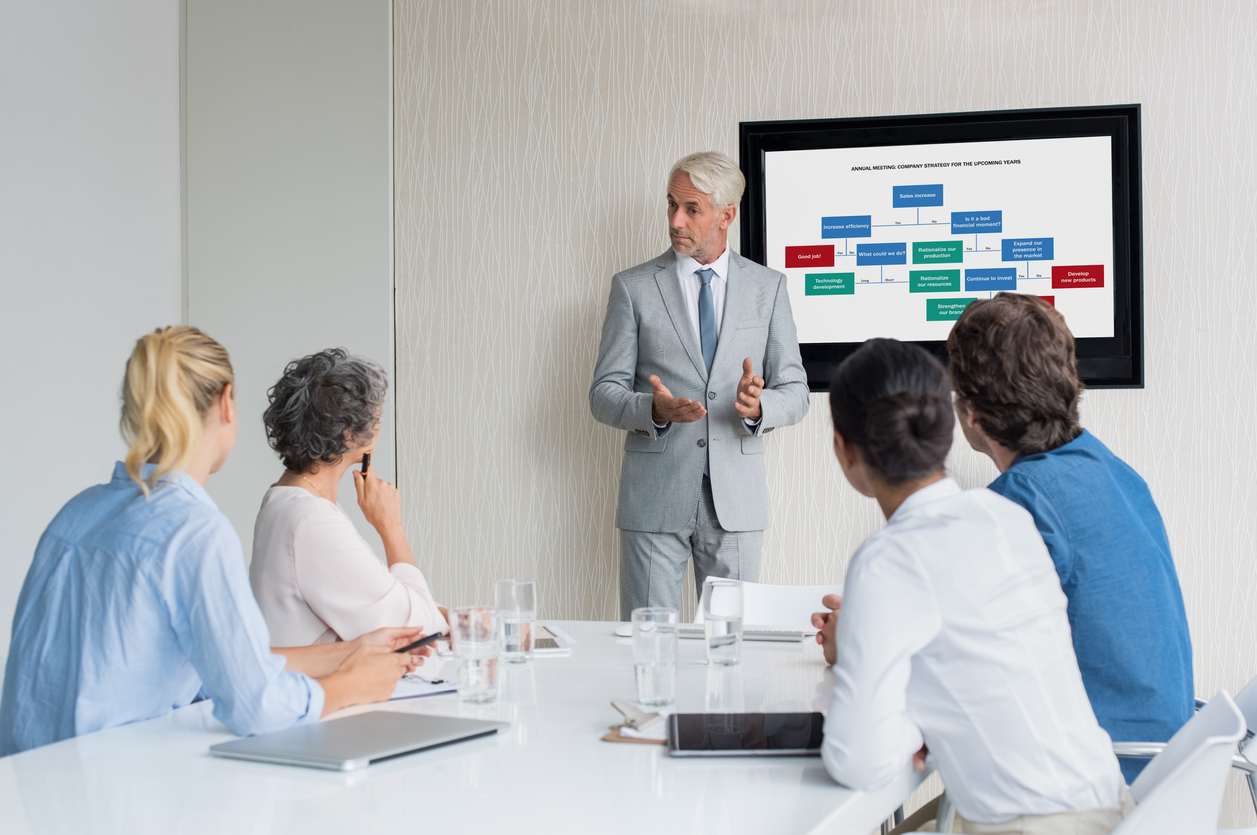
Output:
(590, 152), (810, 617)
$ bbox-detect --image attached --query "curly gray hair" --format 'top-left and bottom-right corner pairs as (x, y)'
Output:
(263, 348), (388, 473)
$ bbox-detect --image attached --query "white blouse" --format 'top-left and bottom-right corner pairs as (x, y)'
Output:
(822, 478), (1123, 824)
(249, 486), (447, 646)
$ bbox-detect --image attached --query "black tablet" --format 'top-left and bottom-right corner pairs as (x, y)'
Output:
(666, 712), (825, 757)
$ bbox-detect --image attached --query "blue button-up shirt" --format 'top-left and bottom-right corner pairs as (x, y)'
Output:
(1, 463), (323, 756)
(989, 431), (1194, 783)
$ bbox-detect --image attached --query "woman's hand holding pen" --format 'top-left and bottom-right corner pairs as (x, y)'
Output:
(352, 458), (420, 571)
(353, 460), (405, 539)
(357, 626), (434, 673)
(316, 627), (430, 716)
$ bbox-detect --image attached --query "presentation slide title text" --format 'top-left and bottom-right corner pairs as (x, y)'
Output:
(851, 160), (1023, 171)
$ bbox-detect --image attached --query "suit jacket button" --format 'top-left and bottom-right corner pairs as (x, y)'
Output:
(697, 440), (707, 448)
(708, 391), (716, 399)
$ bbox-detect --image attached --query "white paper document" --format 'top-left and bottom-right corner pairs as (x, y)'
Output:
(390, 675), (457, 701)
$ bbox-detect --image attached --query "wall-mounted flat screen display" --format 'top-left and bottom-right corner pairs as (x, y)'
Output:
(740, 105), (1144, 389)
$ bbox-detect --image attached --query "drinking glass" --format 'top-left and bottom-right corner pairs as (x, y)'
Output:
(494, 579), (537, 663)
(449, 606), (500, 703)
(631, 607), (678, 707)
(703, 579), (744, 667)
(704, 666), (745, 712)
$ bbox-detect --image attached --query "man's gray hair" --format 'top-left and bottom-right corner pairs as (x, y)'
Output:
(668, 152), (746, 211)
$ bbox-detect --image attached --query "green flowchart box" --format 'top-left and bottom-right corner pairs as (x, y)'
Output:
(926, 297), (978, 321)
(805, 273), (854, 295)
(913, 240), (964, 264)
(910, 269), (961, 293)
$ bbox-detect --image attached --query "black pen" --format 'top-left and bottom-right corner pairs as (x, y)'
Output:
(395, 632), (443, 653)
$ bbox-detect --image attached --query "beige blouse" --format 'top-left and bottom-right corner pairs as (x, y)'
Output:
(249, 486), (447, 645)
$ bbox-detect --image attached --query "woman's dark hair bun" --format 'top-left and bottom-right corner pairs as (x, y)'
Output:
(829, 339), (954, 484)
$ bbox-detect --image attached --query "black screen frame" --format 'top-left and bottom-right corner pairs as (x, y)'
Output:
(739, 105), (1144, 390)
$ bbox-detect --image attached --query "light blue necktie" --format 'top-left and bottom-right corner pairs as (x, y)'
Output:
(697, 268), (717, 476)
(697, 268), (718, 372)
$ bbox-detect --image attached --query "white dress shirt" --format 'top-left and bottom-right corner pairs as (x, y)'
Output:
(822, 478), (1122, 824)
(249, 487), (448, 646)
(655, 247), (759, 432)
(675, 246), (731, 342)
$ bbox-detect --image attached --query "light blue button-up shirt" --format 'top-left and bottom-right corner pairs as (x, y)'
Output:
(0, 463), (324, 756)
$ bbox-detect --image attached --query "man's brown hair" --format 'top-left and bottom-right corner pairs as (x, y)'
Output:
(946, 293), (1083, 454)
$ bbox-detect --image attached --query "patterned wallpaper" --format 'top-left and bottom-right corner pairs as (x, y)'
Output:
(395, 0), (1257, 822)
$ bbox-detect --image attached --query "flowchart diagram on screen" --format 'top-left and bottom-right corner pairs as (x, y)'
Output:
(764, 136), (1115, 346)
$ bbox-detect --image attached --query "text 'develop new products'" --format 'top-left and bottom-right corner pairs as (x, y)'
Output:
(764, 136), (1116, 344)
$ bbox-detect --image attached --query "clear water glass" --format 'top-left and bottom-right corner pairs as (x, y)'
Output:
(705, 666), (745, 712)
(450, 606), (500, 703)
(631, 607), (678, 707)
(703, 579), (744, 667)
(494, 579), (537, 663)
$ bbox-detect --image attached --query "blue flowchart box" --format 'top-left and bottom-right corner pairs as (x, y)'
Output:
(856, 243), (907, 266)
(821, 215), (872, 238)
(965, 268), (1018, 290)
(1002, 238), (1054, 260)
(951, 211), (1003, 234)
(892, 185), (944, 208)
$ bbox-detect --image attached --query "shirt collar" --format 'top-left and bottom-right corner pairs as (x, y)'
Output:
(887, 476), (961, 524)
(111, 461), (220, 510)
(677, 246), (731, 283)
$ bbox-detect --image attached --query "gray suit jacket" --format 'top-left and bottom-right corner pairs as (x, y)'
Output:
(589, 248), (810, 533)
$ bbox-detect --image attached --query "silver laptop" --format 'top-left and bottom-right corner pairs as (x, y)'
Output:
(210, 711), (508, 771)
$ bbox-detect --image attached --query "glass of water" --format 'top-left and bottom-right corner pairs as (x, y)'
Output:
(631, 607), (678, 707)
(449, 606), (500, 703)
(703, 579), (743, 667)
(494, 579), (537, 663)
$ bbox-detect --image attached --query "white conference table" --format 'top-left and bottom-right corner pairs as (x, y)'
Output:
(0, 621), (929, 835)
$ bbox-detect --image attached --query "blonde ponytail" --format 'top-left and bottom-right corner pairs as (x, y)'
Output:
(120, 326), (234, 495)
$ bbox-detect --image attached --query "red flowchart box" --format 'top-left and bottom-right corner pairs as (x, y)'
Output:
(1051, 265), (1104, 288)
(785, 245), (834, 268)
(1038, 296), (1055, 307)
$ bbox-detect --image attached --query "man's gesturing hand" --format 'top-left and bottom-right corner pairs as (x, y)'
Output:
(650, 375), (707, 424)
(735, 358), (765, 420)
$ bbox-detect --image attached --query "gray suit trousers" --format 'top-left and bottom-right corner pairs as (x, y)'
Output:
(619, 476), (763, 618)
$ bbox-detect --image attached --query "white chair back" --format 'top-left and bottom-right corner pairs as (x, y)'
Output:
(693, 580), (843, 632)
(1232, 675), (1257, 760)
(1112, 690), (1246, 835)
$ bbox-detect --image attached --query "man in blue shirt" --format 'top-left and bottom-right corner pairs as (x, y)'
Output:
(946, 293), (1194, 783)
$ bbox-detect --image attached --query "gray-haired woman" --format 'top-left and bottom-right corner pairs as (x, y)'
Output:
(250, 349), (448, 646)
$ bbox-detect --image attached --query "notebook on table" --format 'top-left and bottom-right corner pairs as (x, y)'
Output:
(209, 710), (508, 771)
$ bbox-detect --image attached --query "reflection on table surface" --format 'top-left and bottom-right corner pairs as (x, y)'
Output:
(0, 621), (927, 835)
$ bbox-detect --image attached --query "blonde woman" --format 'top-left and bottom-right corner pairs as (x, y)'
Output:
(0, 327), (430, 756)
(250, 349), (447, 646)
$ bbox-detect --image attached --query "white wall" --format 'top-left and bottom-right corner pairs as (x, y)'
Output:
(394, 0), (1257, 823)
(184, 0), (395, 557)
(0, 0), (183, 656)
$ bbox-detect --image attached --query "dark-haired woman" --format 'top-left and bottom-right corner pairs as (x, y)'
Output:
(816, 339), (1131, 834)
(250, 350), (447, 646)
